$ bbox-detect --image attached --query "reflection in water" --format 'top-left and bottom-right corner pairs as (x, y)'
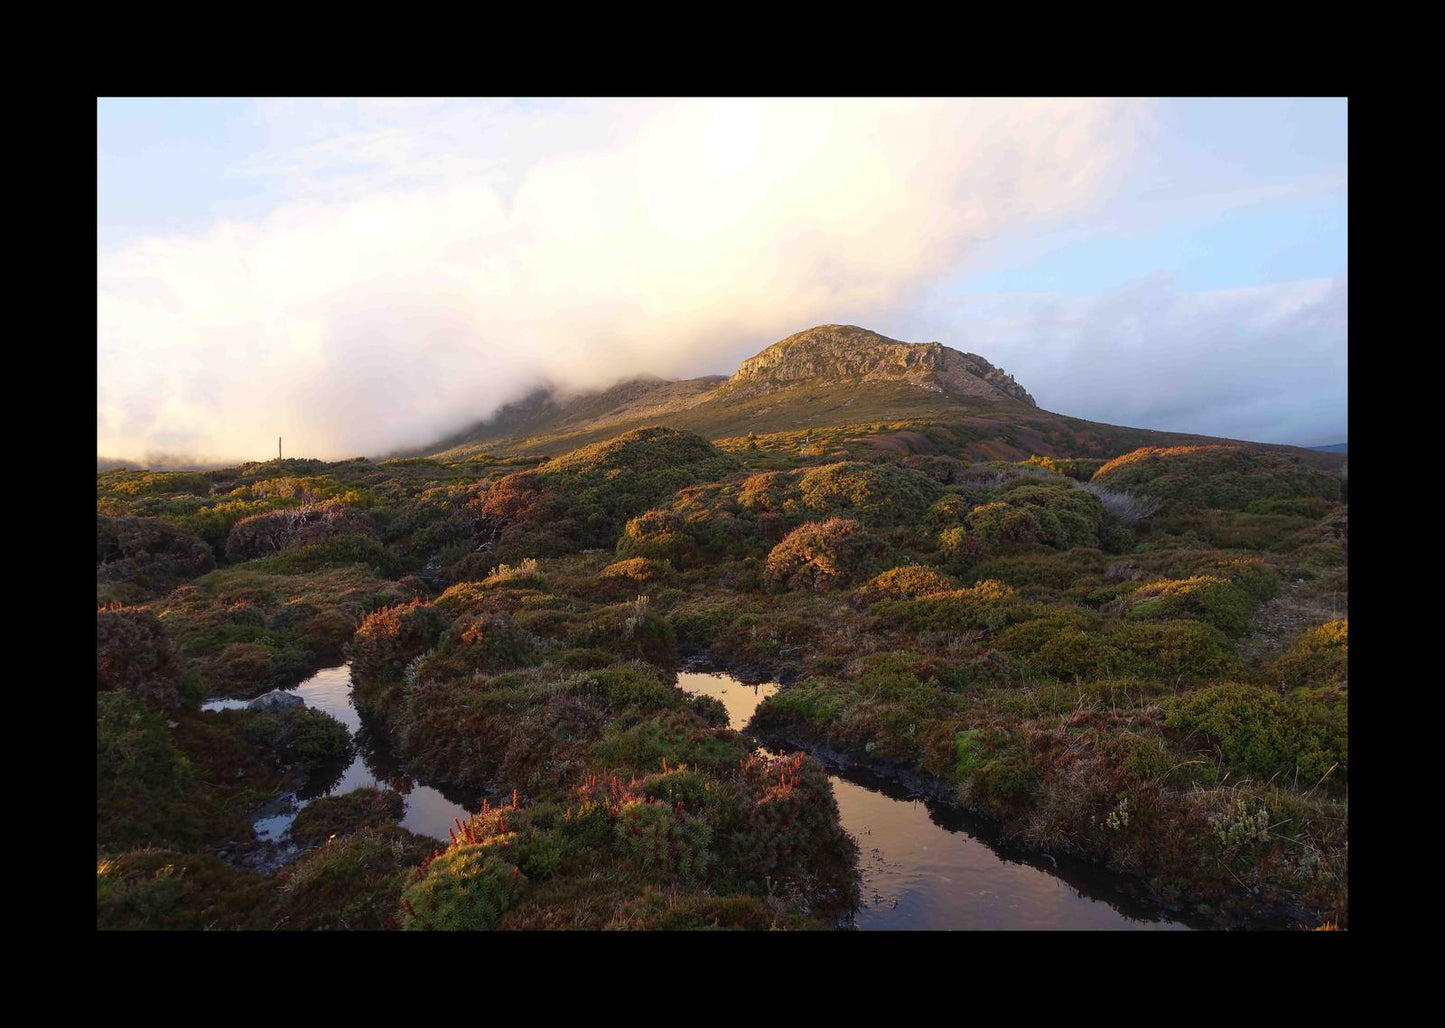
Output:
(202, 664), (474, 844)
(676, 670), (778, 729)
(675, 667), (1190, 932)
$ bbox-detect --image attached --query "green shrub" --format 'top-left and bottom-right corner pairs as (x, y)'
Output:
(480, 427), (741, 551)
(972, 549), (1110, 590)
(243, 707), (353, 771)
(938, 526), (990, 570)
(276, 827), (435, 930)
(1121, 575), (1258, 636)
(1245, 496), (1337, 518)
(855, 565), (957, 605)
(727, 752), (859, 914)
(225, 500), (376, 563)
(435, 612), (536, 673)
(796, 461), (944, 526)
(926, 494), (971, 529)
(875, 579), (1024, 633)
(555, 663), (683, 712)
(617, 799), (714, 880)
(569, 600), (677, 666)
(289, 788), (405, 846)
(1164, 682), (1347, 786)
(600, 557), (671, 586)
(96, 693), (198, 849)
(965, 501), (1046, 546)
(480, 557), (549, 591)
(101, 470), (214, 498)
(616, 510), (707, 569)
(992, 612), (1121, 679)
(1111, 619), (1242, 679)
(971, 481), (1107, 550)
(98, 850), (271, 930)
(1093, 446), (1341, 510)
(400, 844), (523, 930)
(252, 534), (396, 576)
(1262, 620), (1348, 689)
(596, 708), (750, 774)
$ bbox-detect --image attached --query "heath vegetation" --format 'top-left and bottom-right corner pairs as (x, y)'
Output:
(97, 425), (1346, 929)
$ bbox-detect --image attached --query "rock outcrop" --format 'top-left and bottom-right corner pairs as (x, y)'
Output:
(717, 325), (1036, 406)
(247, 689), (305, 712)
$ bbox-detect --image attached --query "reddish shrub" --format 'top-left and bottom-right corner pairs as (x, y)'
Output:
(346, 600), (448, 685)
(765, 518), (888, 592)
(97, 606), (183, 707)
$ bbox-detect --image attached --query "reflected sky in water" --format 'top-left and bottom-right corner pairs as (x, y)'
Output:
(204, 665), (473, 843)
(675, 668), (1189, 931)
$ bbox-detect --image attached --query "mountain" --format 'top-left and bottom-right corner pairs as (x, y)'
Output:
(714, 324), (1036, 406)
(421, 324), (1342, 467)
(1309, 443), (1348, 454)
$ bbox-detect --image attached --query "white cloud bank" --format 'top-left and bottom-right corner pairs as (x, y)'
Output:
(98, 98), (1147, 462)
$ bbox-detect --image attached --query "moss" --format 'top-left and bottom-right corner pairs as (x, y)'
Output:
(955, 729), (987, 780)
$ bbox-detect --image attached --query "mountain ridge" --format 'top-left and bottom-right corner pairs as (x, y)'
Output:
(417, 324), (1341, 468)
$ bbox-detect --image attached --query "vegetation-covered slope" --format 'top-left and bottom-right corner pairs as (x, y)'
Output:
(422, 326), (1345, 473)
(96, 330), (1348, 931)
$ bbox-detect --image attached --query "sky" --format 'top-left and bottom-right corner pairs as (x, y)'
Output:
(97, 97), (1347, 463)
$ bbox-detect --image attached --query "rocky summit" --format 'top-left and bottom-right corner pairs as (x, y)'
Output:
(718, 325), (1036, 406)
(423, 324), (1051, 458)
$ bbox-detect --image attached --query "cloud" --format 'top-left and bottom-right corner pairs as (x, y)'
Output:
(915, 271), (1348, 446)
(98, 98), (1146, 462)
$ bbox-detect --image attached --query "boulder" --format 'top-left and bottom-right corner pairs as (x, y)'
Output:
(247, 689), (305, 712)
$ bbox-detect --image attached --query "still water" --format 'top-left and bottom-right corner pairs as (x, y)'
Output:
(206, 664), (1190, 928)
(203, 664), (473, 844)
(675, 668), (1190, 931)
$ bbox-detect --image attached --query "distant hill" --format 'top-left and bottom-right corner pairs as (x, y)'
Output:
(419, 324), (1345, 468)
(1308, 443), (1348, 454)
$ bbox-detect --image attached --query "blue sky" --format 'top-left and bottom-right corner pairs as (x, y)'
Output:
(98, 98), (1347, 461)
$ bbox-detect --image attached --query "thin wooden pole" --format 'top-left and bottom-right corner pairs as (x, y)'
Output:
(278, 437), (282, 460)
